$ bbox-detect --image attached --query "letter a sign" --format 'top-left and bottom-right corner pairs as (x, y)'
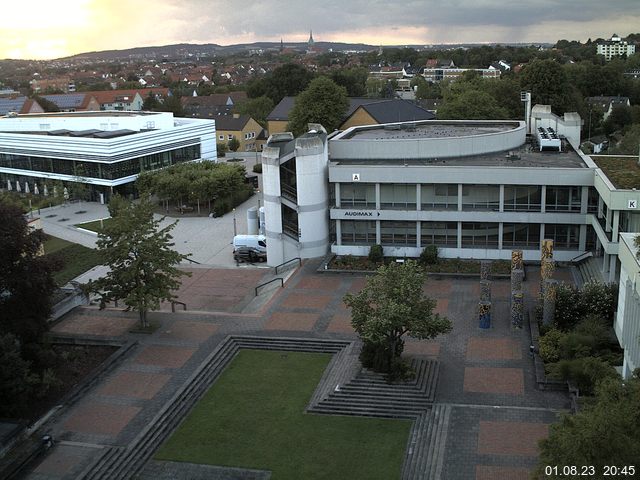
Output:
(352, 173), (360, 182)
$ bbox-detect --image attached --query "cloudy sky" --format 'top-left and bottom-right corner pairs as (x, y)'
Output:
(2, 0), (639, 60)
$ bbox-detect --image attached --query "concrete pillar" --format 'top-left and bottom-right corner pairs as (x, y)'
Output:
(458, 184), (463, 211)
(480, 280), (491, 302)
(335, 183), (341, 208)
(612, 210), (620, 240)
(541, 185), (546, 213)
(498, 223), (504, 250)
(511, 269), (524, 293)
(480, 261), (491, 281)
(499, 185), (505, 213)
(457, 221), (462, 249)
(598, 196), (604, 218)
(579, 224), (587, 251)
(375, 183), (381, 210)
(602, 252), (609, 273)
(336, 219), (342, 246)
(580, 186), (589, 214)
(416, 184), (421, 211)
(605, 207), (612, 232)
(479, 301), (491, 329)
(609, 255), (618, 283)
(416, 221), (421, 248)
(542, 279), (558, 326)
(511, 291), (524, 328)
(376, 220), (381, 245)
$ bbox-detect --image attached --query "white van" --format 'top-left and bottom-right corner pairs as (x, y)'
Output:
(232, 235), (267, 261)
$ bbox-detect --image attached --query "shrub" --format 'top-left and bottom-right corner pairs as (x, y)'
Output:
(555, 282), (618, 331)
(539, 329), (565, 363)
(368, 244), (384, 264)
(419, 245), (439, 266)
(253, 163), (263, 174)
(547, 357), (619, 395)
(216, 142), (227, 157)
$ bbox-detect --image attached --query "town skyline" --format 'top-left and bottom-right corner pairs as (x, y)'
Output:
(2, 0), (639, 60)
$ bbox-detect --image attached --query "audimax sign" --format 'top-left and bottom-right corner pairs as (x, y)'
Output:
(342, 210), (381, 217)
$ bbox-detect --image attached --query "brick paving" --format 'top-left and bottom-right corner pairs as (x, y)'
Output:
(97, 372), (171, 399)
(477, 421), (550, 456)
(133, 345), (197, 369)
(475, 466), (531, 480)
(26, 261), (575, 479)
(464, 367), (525, 395)
(64, 403), (142, 436)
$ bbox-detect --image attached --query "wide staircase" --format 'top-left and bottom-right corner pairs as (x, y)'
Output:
(576, 256), (605, 285)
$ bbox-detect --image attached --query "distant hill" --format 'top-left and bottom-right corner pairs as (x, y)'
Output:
(58, 41), (553, 62)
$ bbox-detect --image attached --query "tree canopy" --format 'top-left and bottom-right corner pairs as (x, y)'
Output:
(247, 63), (314, 104)
(0, 201), (57, 346)
(535, 374), (640, 478)
(287, 76), (349, 136)
(343, 260), (452, 376)
(88, 197), (190, 328)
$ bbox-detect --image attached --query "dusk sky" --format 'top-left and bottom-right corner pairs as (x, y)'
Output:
(2, 0), (639, 60)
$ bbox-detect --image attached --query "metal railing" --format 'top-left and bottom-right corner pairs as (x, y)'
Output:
(570, 251), (593, 263)
(255, 278), (283, 296)
(275, 257), (301, 275)
(184, 257), (202, 265)
(171, 301), (187, 312)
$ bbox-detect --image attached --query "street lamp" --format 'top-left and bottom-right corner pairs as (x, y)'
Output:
(233, 208), (237, 237)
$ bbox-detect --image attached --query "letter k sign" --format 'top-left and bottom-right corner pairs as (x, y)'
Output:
(629, 200), (638, 209)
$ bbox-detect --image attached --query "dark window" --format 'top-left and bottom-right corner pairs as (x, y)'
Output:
(420, 221), (458, 246)
(461, 222), (500, 248)
(502, 223), (541, 248)
(380, 221), (416, 246)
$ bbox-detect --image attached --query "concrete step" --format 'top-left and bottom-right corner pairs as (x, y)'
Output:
(309, 403), (421, 419)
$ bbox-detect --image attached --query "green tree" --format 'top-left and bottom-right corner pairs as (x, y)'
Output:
(0, 201), (57, 346)
(611, 124), (640, 154)
(216, 141), (228, 157)
(287, 76), (349, 136)
(142, 92), (160, 110)
(438, 89), (508, 120)
(520, 59), (578, 114)
(88, 198), (190, 328)
(343, 260), (452, 376)
(330, 67), (369, 97)
(227, 137), (241, 152)
(247, 63), (314, 104)
(234, 95), (274, 127)
(0, 333), (37, 417)
(535, 374), (640, 478)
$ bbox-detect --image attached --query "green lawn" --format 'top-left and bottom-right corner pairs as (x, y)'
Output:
(156, 350), (412, 480)
(43, 235), (102, 285)
(75, 218), (113, 232)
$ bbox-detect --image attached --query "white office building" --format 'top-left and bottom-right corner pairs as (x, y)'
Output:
(0, 111), (216, 200)
(597, 34), (636, 61)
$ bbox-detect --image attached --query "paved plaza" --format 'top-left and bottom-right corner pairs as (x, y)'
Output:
(26, 260), (571, 480)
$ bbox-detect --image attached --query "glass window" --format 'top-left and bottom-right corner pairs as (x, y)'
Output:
(74, 161), (101, 179)
(461, 222), (500, 248)
(380, 221), (416, 246)
(282, 204), (298, 239)
(340, 183), (376, 208)
(341, 220), (377, 245)
(461, 185), (500, 211)
(587, 187), (599, 214)
(546, 186), (581, 212)
(279, 159), (297, 202)
(420, 221), (458, 246)
(380, 184), (416, 210)
(421, 184), (457, 210)
(503, 185), (542, 212)
(502, 223), (541, 248)
(544, 224), (580, 249)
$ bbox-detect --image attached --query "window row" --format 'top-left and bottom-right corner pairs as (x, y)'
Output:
(340, 220), (581, 249)
(0, 145), (200, 180)
(336, 183), (595, 213)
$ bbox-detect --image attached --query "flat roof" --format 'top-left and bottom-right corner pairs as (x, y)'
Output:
(592, 156), (640, 189)
(340, 121), (520, 141)
(331, 138), (588, 169)
(5, 110), (160, 118)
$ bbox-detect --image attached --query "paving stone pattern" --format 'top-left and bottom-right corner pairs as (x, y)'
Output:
(25, 260), (573, 480)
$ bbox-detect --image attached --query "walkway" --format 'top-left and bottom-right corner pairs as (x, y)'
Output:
(25, 261), (571, 480)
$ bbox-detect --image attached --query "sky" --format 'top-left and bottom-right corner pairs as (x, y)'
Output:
(1, 0), (639, 60)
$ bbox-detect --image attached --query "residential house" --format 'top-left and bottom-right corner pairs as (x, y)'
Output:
(181, 93), (248, 118)
(215, 114), (264, 152)
(30, 76), (74, 93)
(41, 93), (100, 112)
(0, 96), (45, 115)
(83, 88), (171, 111)
(597, 34), (636, 61)
(586, 96), (631, 120)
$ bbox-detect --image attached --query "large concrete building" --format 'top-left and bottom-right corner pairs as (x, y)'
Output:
(0, 111), (216, 200)
(597, 34), (636, 61)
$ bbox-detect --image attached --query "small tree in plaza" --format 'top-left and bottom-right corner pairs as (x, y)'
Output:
(344, 260), (452, 377)
(88, 197), (190, 328)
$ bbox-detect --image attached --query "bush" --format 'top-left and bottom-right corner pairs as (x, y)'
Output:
(253, 163), (263, 174)
(547, 357), (619, 395)
(419, 245), (439, 266)
(359, 340), (413, 381)
(368, 244), (384, 264)
(539, 329), (565, 363)
(555, 282), (618, 331)
(216, 142), (227, 157)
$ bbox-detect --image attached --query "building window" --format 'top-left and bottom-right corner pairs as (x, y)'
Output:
(380, 221), (416, 246)
(340, 183), (376, 208)
(421, 184), (458, 210)
(282, 204), (299, 239)
(219, 135), (224, 140)
(461, 222), (500, 248)
(588, 187), (599, 214)
(503, 185), (542, 212)
(279, 159), (297, 203)
(461, 185), (500, 211)
(227, 134), (233, 140)
(380, 184), (416, 210)
(544, 224), (580, 249)
(341, 220), (376, 245)
(502, 223), (540, 248)
(420, 222), (458, 247)
(545, 186), (581, 212)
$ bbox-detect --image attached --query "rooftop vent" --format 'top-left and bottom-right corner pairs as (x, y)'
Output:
(536, 126), (561, 152)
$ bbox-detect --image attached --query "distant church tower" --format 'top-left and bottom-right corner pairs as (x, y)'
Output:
(280, 38), (284, 53)
(308, 30), (314, 47)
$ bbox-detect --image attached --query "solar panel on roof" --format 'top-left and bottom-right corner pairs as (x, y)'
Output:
(42, 94), (85, 109)
(69, 129), (102, 137)
(93, 129), (136, 139)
